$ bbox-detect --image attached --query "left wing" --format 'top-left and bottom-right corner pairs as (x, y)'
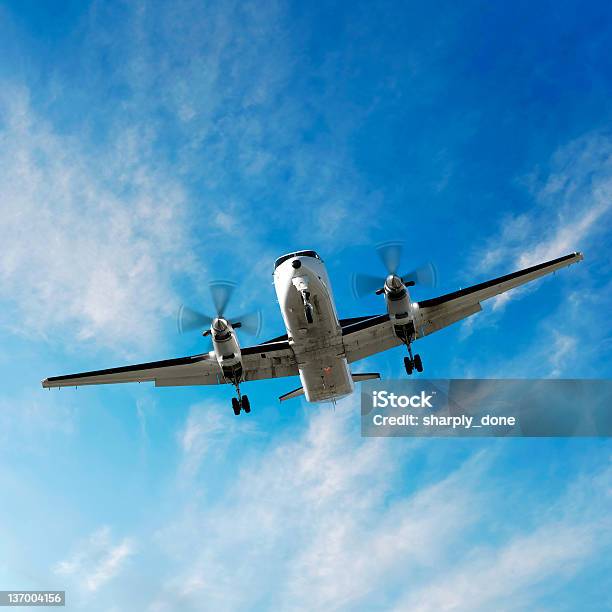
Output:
(343, 252), (583, 362)
(42, 340), (298, 389)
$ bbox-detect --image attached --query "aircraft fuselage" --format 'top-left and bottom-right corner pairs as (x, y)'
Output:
(273, 251), (353, 402)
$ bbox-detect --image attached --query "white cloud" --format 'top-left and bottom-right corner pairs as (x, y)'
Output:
(0, 0), (384, 359)
(461, 130), (612, 339)
(547, 331), (578, 377)
(177, 404), (259, 481)
(141, 400), (611, 612)
(477, 131), (612, 277)
(54, 526), (134, 593)
(0, 391), (75, 455)
(0, 85), (196, 353)
(462, 280), (612, 379)
(105, 1), (381, 251)
(396, 522), (598, 612)
(395, 464), (612, 612)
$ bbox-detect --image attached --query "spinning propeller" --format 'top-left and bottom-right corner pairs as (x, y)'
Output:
(351, 241), (438, 298)
(177, 281), (263, 338)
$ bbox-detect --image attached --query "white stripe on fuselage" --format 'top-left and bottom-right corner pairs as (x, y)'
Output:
(273, 253), (353, 402)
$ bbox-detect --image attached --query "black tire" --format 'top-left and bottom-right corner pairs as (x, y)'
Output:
(414, 354), (423, 373)
(404, 356), (413, 375)
(232, 397), (241, 416)
(305, 304), (314, 324)
(241, 395), (251, 413)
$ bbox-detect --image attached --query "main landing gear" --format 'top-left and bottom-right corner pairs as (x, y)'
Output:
(403, 343), (423, 375)
(231, 382), (251, 416)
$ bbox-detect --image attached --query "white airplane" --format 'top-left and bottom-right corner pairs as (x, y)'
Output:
(42, 248), (584, 415)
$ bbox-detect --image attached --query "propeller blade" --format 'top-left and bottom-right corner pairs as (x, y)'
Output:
(177, 305), (214, 334)
(401, 262), (438, 288)
(209, 281), (237, 317)
(232, 310), (263, 336)
(376, 241), (403, 275)
(352, 273), (385, 298)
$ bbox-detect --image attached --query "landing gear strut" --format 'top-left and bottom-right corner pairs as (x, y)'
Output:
(304, 302), (314, 324)
(231, 381), (251, 415)
(403, 339), (423, 375)
(302, 290), (314, 324)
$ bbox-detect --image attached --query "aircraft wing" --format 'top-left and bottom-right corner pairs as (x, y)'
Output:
(42, 340), (298, 389)
(343, 252), (584, 362)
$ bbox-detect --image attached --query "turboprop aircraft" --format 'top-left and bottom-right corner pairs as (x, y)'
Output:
(42, 246), (584, 415)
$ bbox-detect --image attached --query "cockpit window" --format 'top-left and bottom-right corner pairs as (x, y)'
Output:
(274, 250), (320, 269)
(295, 250), (320, 259)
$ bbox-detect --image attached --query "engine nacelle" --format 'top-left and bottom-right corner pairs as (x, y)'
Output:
(383, 274), (416, 341)
(210, 318), (243, 382)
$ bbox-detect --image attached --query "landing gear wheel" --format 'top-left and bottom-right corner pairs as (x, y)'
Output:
(404, 356), (413, 375)
(305, 303), (314, 324)
(241, 395), (251, 413)
(232, 397), (241, 416)
(414, 354), (423, 373)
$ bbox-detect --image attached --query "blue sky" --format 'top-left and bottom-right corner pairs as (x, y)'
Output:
(0, 1), (611, 610)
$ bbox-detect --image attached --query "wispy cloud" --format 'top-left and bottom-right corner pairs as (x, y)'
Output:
(0, 391), (75, 455)
(460, 130), (612, 339)
(397, 522), (600, 612)
(54, 526), (134, 593)
(0, 0), (385, 356)
(0, 85), (196, 354)
(395, 465), (612, 611)
(479, 130), (612, 274)
(177, 403), (259, 481)
(143, 400), (611, 611)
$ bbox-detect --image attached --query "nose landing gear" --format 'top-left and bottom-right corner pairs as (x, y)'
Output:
(304, 301), (314, 324)
(301, 290), (314, 324)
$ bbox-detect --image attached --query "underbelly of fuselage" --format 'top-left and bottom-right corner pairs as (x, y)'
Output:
(297, 352), (354, 402)
(274, 255), (354, 402)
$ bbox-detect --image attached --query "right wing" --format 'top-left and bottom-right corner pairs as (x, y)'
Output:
(42, 340), (298, 389)
(342, 252), (584, 362)
(415, 251), (584, 337)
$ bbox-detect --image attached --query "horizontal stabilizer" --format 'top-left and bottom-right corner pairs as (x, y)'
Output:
(279, 386), (305, 402)
(352, 372), (381, 382)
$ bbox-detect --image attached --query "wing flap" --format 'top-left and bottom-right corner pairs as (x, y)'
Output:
(155, 374), (219, 387)
(417, 302), (482, 337)
(242, 347), (299, 381)
(42, 353), (217, 388)
(42, 353), (219, 389)
(343, 316), (403, 363)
